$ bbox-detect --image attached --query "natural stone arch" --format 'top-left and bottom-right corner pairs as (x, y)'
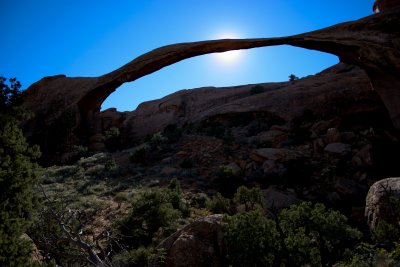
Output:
(23, 6), (400, 161)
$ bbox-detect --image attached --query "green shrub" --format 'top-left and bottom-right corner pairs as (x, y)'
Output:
(0, 76), (42, 266)
(112, 246), (158, 267)
(233, 186), (264, 212)
(129, 145), (149, 164)
(337, 242), (400, 267)
(105, 158), (117, 172)
(104, 127), (121, 152)
(223, 201), (362, 266)
(373, 220), (400, 250)
(205, 193), (231, 214)
(115, 191), (130, 208)
(117, 188), (182, 248)
(168, 178), (190, 217)
(224, 211), (280, 266)
(289, 74), (299, 81)
(148, 132), (168, 150)
(279, 202), (362, 266)
(217, 165), (240, 178)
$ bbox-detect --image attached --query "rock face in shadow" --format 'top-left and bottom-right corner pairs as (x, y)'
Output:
(373, 0), (400, 13)
(121, 63), (373, 142)
(22, 4), (400, 162)
(153, 215), (225, 267)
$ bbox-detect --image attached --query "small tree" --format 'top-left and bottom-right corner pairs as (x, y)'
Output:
(224, 211), (280, 266)
(279, 202), (362, 266)
(0, 77), (41, 265)
(233, 186), (264, 211)
(0, 76), (23, 113)
(117, 188), (181, 248)
(289, 74), (299, 81)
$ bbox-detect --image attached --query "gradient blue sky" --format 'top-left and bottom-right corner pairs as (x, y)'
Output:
(1, 0), (373, 111)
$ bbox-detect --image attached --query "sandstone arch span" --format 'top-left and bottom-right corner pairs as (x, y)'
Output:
(23, 5), (400, 160)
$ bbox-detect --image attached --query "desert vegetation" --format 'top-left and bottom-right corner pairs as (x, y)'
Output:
(2, 76), (400, 266)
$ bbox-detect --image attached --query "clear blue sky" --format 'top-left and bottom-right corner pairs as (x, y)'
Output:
(0, 0), (373, 111)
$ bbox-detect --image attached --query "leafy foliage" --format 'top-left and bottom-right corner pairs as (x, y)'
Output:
(129, 132), (170, 165)
(168, 177), (190, 217)
(112, 246), (166, 267)
(0, 77), (23, 114)
(233, 186), (264, 212)
(0, 77), (41, 265)
(288, 74), (299, 81)
(279, 202), (362, 266)
(223, 198), (362, 267)
(224, 210), (280, 266)
(104, 127), (121, 152)
(205, 193), (231, 214)
(117, 180), (188, 249)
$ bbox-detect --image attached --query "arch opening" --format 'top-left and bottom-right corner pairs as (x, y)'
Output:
(100, 46), (338, 112)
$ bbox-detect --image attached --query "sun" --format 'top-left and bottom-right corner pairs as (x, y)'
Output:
(214, 33), (243, 64)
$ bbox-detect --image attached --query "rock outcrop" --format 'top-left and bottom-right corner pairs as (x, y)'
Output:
(22, 3), (400, 162)
(153, 215), (225, 267)
(373, 0), (400, 13)
(365, 177), (400, 229)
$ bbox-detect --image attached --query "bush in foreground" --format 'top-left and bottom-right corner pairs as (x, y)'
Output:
(223, 201), (362, 266)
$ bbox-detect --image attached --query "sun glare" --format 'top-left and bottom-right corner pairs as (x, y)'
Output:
(214, 33), (243, 65)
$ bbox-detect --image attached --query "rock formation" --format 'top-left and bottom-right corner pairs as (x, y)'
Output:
(365, 177), (400, 229)
(373, 0), (400, 13)
(22, 3), (400, 162)
(153, 215), (225, 267)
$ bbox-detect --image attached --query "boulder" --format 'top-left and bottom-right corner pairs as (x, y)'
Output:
(262, 160), (286, 176)
(352, 145), (373, 167)
(154, 215), (225, 267)
(311, 119), (340, 137)
(251, 148), (305, 163)
(365, 177), (400, 229)
(334, 178), (366, 197)
(250, 130), (288, 147)
(263, 186), (299, 210)
(161, 166), (178, 176)
(324, 143), (351, 156)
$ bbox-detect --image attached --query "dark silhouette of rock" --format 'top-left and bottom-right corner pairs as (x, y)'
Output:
(22, 3), (400, 162)
(153, 214), (225, 267)
(373, 0), (400, 13)
(263, 186), (299, 210)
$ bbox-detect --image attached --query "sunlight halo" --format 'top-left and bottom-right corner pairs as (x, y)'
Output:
(214, 33), (243, 65)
